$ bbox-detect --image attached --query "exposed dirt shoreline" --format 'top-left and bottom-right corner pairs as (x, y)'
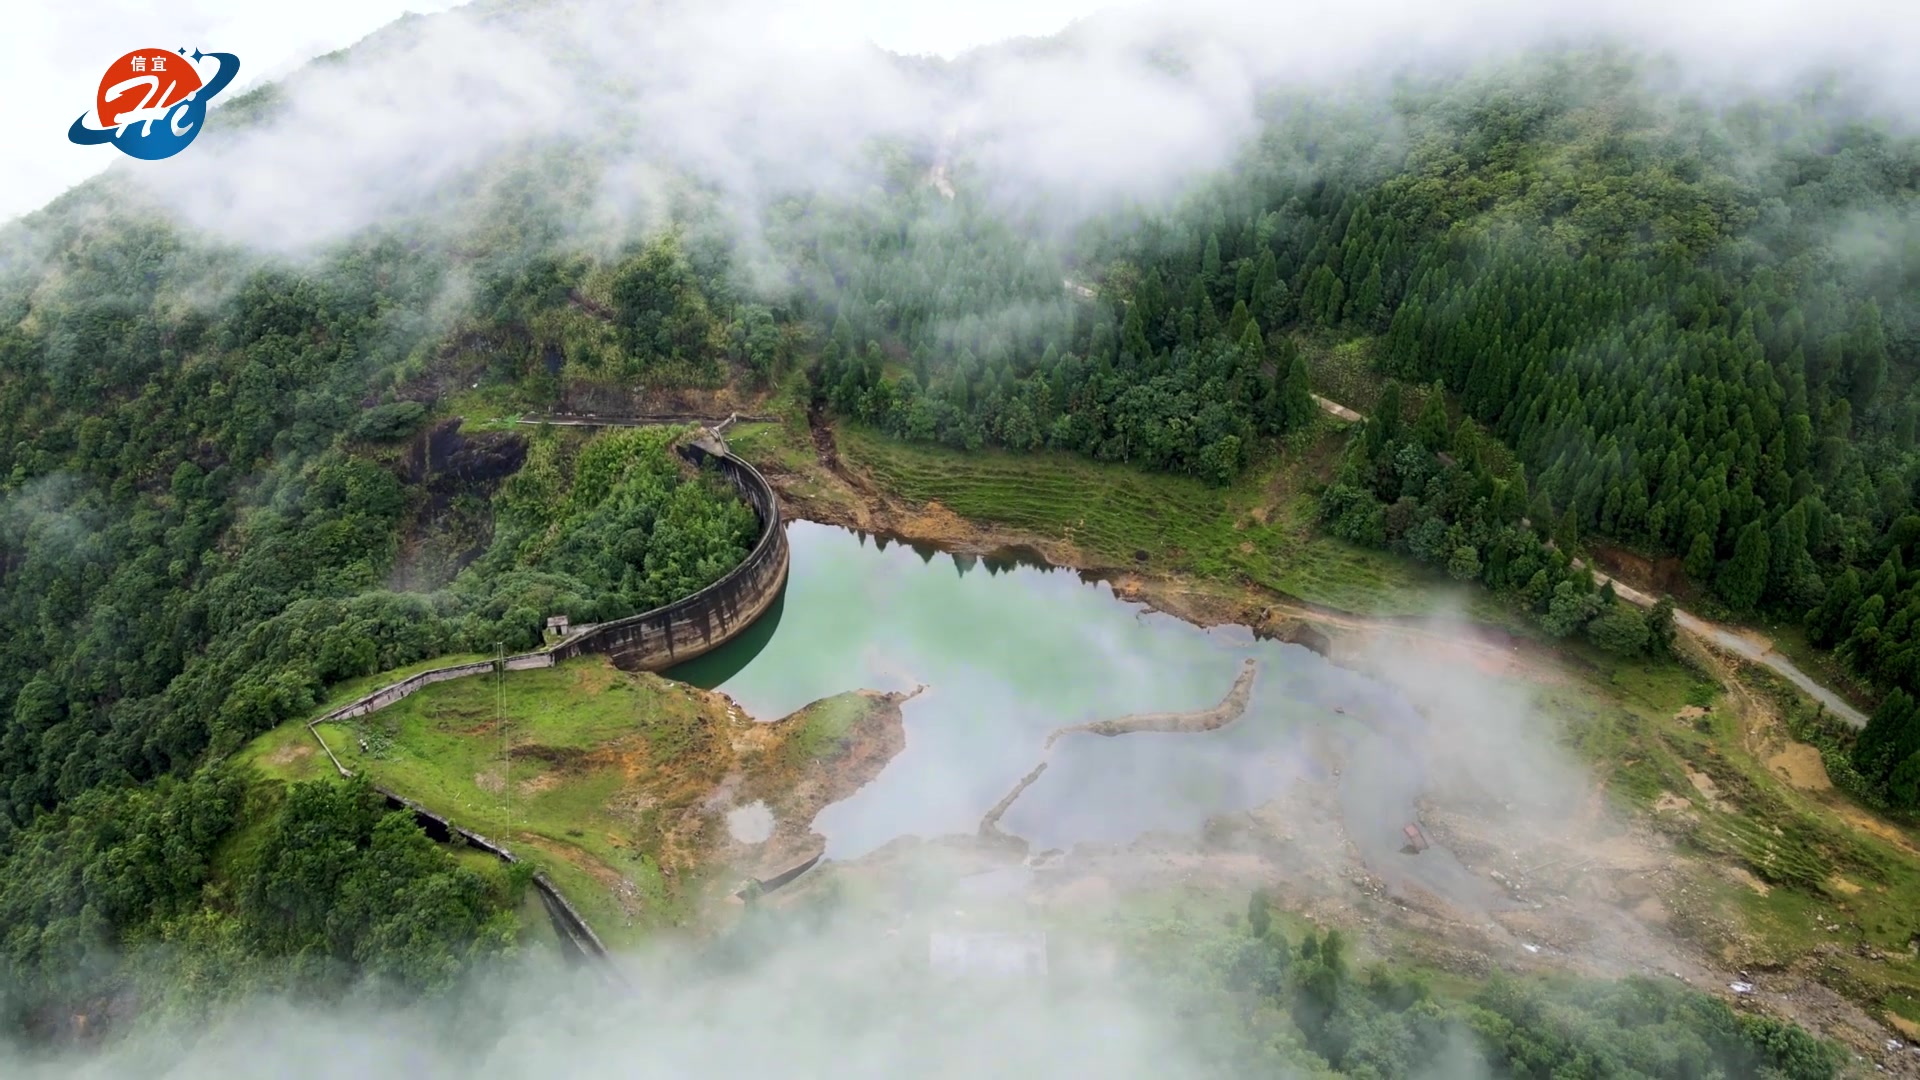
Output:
(762, 418), (1559, 693)
(1044, 657), (1257, 748)
(747, 420), (1920, 1071)
(723, 686), (923, 888)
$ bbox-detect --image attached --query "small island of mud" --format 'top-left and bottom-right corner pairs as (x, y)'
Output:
(1043, 658), (1256, 749)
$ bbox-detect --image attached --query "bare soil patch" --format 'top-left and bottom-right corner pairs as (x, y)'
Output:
(1724, 865), (1772, 895)
(265, 740), (314, 768)
(1653, 792), (1692, 814)
(1686, 769), (1722, 806)
(1768, 742), (1833, 791)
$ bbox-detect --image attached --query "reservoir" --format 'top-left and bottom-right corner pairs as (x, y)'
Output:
(676, 522), (1503, 908)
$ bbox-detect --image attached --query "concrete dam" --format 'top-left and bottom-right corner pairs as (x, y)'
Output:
(301, 430), (791, 956)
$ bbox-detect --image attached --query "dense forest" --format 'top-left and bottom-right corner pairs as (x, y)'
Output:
(0, 185), (757, 1015)
(749, 56), (1920, 811)
(2, 7), (1916, 1056)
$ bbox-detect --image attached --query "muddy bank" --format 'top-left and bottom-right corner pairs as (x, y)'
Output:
(758, 421), (1567, 701)
(725, 686), (922, 885)
(1044, 658), (1256, 749)
(978, 762), (1048, 849)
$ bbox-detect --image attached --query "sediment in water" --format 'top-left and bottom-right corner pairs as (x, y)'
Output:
(978, 761), (1048, 850)
(1042, 658), (1257, 749)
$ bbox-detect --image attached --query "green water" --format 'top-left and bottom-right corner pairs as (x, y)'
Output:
(674, 523), (1501, 908)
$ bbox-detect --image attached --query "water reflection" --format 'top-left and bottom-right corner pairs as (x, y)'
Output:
(669, 577), (788, 690)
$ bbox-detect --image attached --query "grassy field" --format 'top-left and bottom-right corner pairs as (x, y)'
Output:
(239, 650), (894, 950)
(246, 656), (732, 946)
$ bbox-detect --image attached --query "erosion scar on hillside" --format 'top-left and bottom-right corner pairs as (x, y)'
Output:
(1043, 658), (1257, 749)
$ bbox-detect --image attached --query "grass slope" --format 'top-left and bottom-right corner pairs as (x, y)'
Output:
(242, 651), (895, 950)
(1556, 646), (1920, 1025)
(247, 656), (729, 946)
(831, 423), (1510, 621)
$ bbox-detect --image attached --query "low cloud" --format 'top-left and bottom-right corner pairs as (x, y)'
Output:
(67, 0), (1915, 258)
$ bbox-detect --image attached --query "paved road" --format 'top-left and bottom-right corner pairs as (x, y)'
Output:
(1314, 394), (1363, 423)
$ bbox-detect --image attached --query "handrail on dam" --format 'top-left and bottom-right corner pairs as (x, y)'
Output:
(296, 434), (790, 957)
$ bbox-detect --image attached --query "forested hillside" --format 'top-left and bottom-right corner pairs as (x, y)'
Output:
(765, 55), (1920, 810)
(0, 189), (758, 1013)
(3, 5), (1918, 1055)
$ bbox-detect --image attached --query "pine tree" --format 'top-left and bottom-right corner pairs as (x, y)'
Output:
(1848, 299), (1888, 410)
(1227, 299), (1251, 343)
(1279, 352), (1316, 433)
(1367, 382), (1404, 453)
(1189, 277), (1218, 339)
(1767, 503), (1809, 604)
(1684, 531), (1716, 582)
(1650, 596), (1677, 654)
(1555, 507), (1581, 554)
(1413, 384), (1451, 452)
(1855, 689), (1919, 785)
(1718, 520), (1772, 612)
(1252, 250), (1286, 329)
(1324, 278), (1347, 326)
(1810, 568), (1863, 645)
(1238, 320), (1264, 363)
(1351, 262), (1385, 329)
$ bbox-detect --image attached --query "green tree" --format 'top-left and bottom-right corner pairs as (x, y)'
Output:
(1649, 595), (1677, 654)
(1277, 351), (1316, 433)
(1413, 384), (1451, 452)
(1543, 579), (1599, 637)
(1717, 521), (1772, 613)
(1586, 603), (1651, 656)
(1684, 531), (1716, 582)
(1247, 888), (1272, 938)
(1448, 545), (1482, 582)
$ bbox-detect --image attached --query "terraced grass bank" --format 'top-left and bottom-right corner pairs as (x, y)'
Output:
(770, 422), (1504, 622)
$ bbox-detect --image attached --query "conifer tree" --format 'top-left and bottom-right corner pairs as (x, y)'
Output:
(1413, 384), (1451, 453)
(1718, 521), (1772, 612)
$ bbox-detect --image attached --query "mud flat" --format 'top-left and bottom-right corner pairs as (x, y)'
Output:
(1043, 658), (1256, 749)
(727, 685), (924, 885)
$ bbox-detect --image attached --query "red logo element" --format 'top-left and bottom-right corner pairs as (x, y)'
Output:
(95, 48), (204, 137)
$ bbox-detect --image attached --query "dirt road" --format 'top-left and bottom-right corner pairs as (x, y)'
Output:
(1315, 388), (1869, 730)
(1583, 567), (1868, 728)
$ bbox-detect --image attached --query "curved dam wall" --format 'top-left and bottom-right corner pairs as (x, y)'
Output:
(548, 442), (790, 672)
(310, 442), (788, 735)
(300, 439), (788, 952)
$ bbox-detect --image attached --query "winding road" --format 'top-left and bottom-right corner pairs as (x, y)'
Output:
(1580, 568), (1868, 728)
(1303, 391), (1872, 729)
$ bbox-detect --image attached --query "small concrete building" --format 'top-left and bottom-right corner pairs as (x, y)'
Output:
(929, 931), (1048, 978)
